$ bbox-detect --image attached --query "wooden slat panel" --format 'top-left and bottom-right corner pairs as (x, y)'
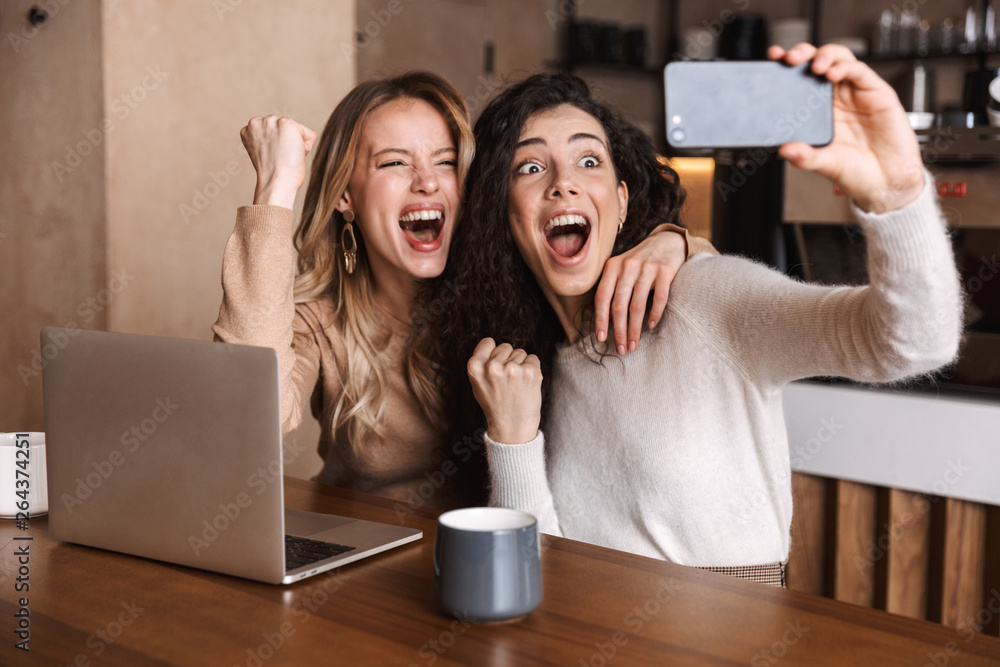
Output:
(935, 498), (987, 630)
(824, 479), (838, 597)
(789, 473), (828, 595)
(928, 496), (947, 624)
(873, 488), (891, 610)
(885, 489), (932, 620)
(788, 474), (997, 636)
(982, 505), (1000, 637)
(833, 480), (878, 607)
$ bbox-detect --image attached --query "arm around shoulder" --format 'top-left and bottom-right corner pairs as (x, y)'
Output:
(650, 223), (718, 259)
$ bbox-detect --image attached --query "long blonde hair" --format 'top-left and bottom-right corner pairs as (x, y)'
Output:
(293, 72), (474, 450)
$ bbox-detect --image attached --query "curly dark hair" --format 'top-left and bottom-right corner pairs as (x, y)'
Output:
(419, 72), (686, 468)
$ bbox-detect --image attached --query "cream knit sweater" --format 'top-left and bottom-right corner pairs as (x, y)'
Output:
(485, 173), (962, 567)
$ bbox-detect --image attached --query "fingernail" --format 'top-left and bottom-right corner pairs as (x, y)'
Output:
(597, 330), (606, 342)
(629, 340), (636, 352)
(617, 344), (625, 355)
(648, 319), (656, 329)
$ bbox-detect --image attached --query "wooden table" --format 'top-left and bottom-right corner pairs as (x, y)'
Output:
(2, 478), (999, 666)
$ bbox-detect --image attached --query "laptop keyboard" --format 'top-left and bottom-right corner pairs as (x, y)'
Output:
(285, 534), (356, 571)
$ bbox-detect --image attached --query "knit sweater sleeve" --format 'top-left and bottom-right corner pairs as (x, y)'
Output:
(484, 431), (564, 537)
(211, 205), (325, 434)
(675, 171), (962, 389)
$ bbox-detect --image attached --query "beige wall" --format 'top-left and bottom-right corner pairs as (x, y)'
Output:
(355, 0), (561, 118)
(354, 0), (668, 128)
(102, 0), (354, 341)
(2, 0), (354, 478)
(1, 0), (108, 434)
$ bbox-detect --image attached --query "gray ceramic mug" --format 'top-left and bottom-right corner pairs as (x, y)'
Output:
(433, 507), (542, 622)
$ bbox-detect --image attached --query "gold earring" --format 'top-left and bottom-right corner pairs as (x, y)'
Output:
(341, 212), (357, 275)
(617, 217), (624, 235)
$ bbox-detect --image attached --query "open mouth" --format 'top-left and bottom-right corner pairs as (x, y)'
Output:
(399, 207), (445, 249)
(543, 214), (591, 259)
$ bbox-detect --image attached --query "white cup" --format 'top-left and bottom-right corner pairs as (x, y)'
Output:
(0, 433), (48, 518)
(989, 78), (1000, 127)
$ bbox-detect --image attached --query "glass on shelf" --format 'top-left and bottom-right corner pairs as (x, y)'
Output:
(873, 9), (893, 57)
(870, 3), (1000, 60)
(898, 8), (919, 55)
(939, 18), (956, 55)
(918, 19), (931, 57)
(960, 4), (978, 54)
(987, 2), (997, 51)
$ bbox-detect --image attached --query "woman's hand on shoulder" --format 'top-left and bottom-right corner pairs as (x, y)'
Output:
(240, 116), (318, 210)
(770, 43), (925, 214)
(467, 338), (542, 445)
(594, 228), (687, 355)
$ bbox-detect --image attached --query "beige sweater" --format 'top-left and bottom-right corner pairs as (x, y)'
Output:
(213, 206), (714, 508)
(212, 206), (460, 507)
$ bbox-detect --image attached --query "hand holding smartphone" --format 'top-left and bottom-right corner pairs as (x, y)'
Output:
(664, 60), (833, 149)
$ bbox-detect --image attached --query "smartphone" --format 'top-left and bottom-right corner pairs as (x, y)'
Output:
(664, 60), (833, 149)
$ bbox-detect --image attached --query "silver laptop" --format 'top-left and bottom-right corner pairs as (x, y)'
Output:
(41, 327), (422, 584)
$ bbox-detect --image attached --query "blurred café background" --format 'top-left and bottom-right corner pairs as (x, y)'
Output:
(2, 0), (998, 639)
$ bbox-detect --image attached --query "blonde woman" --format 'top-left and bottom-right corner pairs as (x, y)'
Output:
(213, 72), (704, 508)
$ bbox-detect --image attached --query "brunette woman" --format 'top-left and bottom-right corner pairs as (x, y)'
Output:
(435, 45), (962, 583)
